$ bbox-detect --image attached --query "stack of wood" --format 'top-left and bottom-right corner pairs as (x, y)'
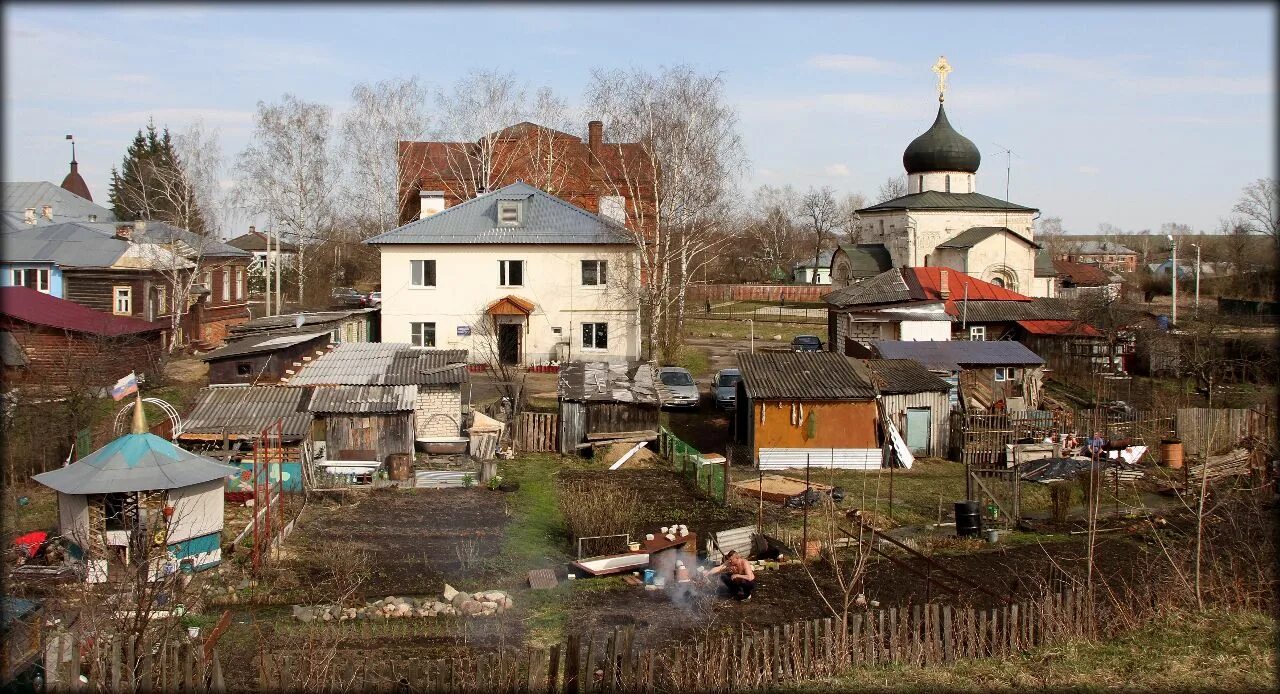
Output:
(574, 429), (658, 450)
(1187, 448), (1251, 482)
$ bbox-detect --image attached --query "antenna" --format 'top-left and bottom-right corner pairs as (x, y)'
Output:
(992, 142), (1017, 277)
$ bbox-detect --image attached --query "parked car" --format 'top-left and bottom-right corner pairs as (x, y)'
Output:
(658, 366), (700, 409)
(712, 368), (742, 410)
(791, 335), (824, 351)
(330, 287), (365, 308)
(366, 291), (382, 307)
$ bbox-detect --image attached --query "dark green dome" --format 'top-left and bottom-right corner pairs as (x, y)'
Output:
(902, 103), (981, 174)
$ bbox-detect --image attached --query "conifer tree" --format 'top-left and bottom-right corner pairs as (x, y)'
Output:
(108, 119), (208, 234)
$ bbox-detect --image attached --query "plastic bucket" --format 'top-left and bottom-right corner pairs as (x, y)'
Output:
(643, 569), (656, 584)
(985, 529), (999, 544)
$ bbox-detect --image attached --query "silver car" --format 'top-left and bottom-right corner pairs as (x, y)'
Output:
(658, 366), (700, 409)
(713, 368), (742, 410)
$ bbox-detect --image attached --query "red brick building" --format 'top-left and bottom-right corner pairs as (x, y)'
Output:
(397, 121), (654, 229)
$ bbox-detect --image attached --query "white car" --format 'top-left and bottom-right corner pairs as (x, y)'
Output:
(658, 366), (700, 409)
(367, 291), (382, 307)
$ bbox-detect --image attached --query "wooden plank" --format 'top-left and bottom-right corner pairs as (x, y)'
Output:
(528, 568), (559, 590)
(547, 644), (561, 694)
(565, 635), (581, 694)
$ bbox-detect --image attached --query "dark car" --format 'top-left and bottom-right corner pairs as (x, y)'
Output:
(330, 287), (365, 308)
(791, 335), (823, 351)
(712, 368), (742, 410)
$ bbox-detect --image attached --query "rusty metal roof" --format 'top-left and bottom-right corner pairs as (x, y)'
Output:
(737, 351), (877, 401)
(287, 343), (468, 386)
(180, 386), (314, 439)
(306, 385), (417, 413)
(557, 360), (659, 404)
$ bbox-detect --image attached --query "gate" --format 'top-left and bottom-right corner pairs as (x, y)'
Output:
(515, 412), (559, 453)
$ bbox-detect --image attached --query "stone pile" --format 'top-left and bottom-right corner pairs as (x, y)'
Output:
(291, 584), (513, 622)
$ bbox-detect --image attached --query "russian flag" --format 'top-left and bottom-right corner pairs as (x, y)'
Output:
(111, 372), (139, 401)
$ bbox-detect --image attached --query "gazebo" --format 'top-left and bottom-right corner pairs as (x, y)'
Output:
(33, 398), (240, 581)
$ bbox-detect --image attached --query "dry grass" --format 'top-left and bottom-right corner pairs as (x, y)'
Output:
(557, 480), (641, 542)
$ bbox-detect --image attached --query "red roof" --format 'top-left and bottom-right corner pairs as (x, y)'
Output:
(1017, 320), (1102, 337)
(0, 287), (164, 336)
(1052, 259), (1112, 287)
(903, 267), (1030, 316)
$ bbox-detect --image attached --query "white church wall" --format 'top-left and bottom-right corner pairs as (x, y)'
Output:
(908, 171), (976, 194)
(964, 235), (1038, 294)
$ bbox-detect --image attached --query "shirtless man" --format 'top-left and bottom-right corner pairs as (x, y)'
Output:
(704, 550), (756, 601)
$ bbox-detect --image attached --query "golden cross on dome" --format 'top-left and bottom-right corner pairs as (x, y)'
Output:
(932, 56), (952, 102)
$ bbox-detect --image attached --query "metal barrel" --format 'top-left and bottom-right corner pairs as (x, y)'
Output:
(955, 500), (982, 538)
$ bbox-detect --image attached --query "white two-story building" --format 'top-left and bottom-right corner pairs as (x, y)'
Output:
(366, 182), (641, 365)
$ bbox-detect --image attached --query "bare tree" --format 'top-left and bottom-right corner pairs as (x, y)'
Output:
(235, 94), (340, 306)
(744, 185), (801, 281)
(342, 77), (433, 236)
(876, 175), (906, 202)
(585, 65), (747, 361)
(798, 186), (841, 284)
(1232, 177), (1278, 243)
(1036, 215), (1066, 257)
(838, 192), (867, 244)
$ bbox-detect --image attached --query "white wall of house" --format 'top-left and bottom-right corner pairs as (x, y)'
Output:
(899, 319), (952, 341)
(933, 233), (1038, 295)
(379, 244), (641, 363)
(166, 479), (225, 544)
(793, 266), (832, 285)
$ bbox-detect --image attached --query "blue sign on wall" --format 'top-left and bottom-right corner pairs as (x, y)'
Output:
(457, 325), (472, 336)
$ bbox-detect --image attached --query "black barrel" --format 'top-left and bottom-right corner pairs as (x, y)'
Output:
(955, 500), (982, 538)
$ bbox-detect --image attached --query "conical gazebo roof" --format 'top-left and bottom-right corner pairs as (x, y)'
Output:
(33, 432), (240, 495)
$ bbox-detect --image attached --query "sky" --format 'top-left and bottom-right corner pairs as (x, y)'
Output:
(3, 3), (1275, 236)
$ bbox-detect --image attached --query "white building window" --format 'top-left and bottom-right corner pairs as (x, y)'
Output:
(582, 322), (608, 350)
(410, 322), (436, 348)
(970, 326), (986, 341)
(499, 260), (524, 287)
(581, 260), (607, 286)
(221, 270), (230, 302)
(411, 259), (437, 287)
(114, 286), (132, 315)
(497, 201), (522, 226)
(11, 268), (49, 292)
(994, 367), (1006, 382)
(235, 268), (244, 300)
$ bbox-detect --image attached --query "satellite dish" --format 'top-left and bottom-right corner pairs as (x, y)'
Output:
(295, 314), (305, 329)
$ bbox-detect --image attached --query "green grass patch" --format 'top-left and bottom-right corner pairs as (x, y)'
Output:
(684, 319), (820, 343)
(673, 346), (711, 377)
(3, 483), (59, 537)
(494, 455), (574, 576)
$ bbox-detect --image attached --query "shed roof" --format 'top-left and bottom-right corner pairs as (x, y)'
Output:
(226, 230), (300, 253)
(870, 340), (1045, 371)
(955, 298), (1074, 323)
(1017, 320), (1102, 337)
(864, 359), (953, 394)
(557, 360), (660, 404)
(834, 244), (894, 278)
(287, 343), (469, 386)
(1, 286), (164, 336)
(33, 432), (239, 494)
(366, 182), (632, 246)
(306, 384), (418, 413)
(181, 386), (314, 439)
(826, 267), (1031, 315)
(2, 221), (192, 269)
(199, 331), (331, 362)
(737, 351), (877, 401)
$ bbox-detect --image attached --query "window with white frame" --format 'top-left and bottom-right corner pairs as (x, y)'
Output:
(221, 269), (230, 302)
(581, 260), (607, 286)
(970, 325), (986, 341)
(994, 367), (1006, 382)
(410, 259), (437, 287)
(497, 201), (522, 226)
(499, 260), (524, 287)
(11, 268), (49, 292)
(410, 322), (436, 348)
(582, 322), (608, 350)
(235, 267), (244, 300)
(113, 286), (132, 315)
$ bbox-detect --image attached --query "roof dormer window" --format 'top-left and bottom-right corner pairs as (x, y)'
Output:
(498, 201), (522, 226)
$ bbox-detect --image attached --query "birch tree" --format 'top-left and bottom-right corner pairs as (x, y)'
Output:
(1232, 177), (1278, 244)
(798, 186), (841, 284)
(585, 65), (747, 361)
(341, 77), (433, 235)
(877, 174), (907, 201)
(745, 185), (801, 280)
(235, 94), (339, 306)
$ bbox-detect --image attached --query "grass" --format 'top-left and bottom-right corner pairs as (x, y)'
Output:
(674, 346), (712, 377)
(3, 482), (59, 537)
(493, 454), (577, 576)
(684, 318), (820, 343)
(806, 607), (1275, 693)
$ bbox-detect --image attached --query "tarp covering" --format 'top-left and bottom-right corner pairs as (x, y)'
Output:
(33, 433), (240, 494)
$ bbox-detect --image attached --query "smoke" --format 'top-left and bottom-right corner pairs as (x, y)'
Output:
(666, 547), (714, 614)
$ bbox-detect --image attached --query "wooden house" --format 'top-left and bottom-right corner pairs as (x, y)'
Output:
(733, 351), (882, 470)
(864, 358), (953, 458)
(200, 331), (332, 385)
(868, 340), (1046, 412)
(306, 385), (417, 464)
(556, 360), (661, 454)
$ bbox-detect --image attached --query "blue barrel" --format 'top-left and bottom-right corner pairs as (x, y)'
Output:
(1156, 315), (1170, 331)
(955, 500), (982, 538)
(643, 569), (655, 584)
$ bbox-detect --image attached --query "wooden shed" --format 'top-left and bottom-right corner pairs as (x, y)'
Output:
(177, 385), (315, 493)
(557, 361), (661, 455)
(864, 358), (953, 458)
(306, 385), (417, 464)
(734, 351), (882, 470)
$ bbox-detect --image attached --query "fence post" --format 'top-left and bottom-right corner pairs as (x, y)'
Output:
(565, 635), (580, 694)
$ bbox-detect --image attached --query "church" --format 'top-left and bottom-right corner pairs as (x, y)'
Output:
(832, 58), (1057, 298)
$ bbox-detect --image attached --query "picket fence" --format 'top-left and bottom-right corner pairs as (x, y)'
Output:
(43, 634), (226, 693)
(515, 412), (559, 453)
(259, 587), (1106, 692)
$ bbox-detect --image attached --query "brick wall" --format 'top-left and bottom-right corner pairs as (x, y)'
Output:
(689, 284), (830, 304)
(415, 385), (462, 438)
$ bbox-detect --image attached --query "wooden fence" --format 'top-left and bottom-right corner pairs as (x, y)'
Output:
(688, 283), (830, 305)
(515, 412), (559, 453)
(1175, 407), (1271, 458)
(259, 587), (1108, 692)
(43, 633), (226, 692)
(955, 408), (1176, 469)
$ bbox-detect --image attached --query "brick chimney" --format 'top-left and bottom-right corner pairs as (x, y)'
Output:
(41, 205), (52, 221)
(24, 208), (36, 225)
(249, 225), (256, 235)
(588, 120), (603, 156)
(419, 190), (445, 219)
(938, 269), (951, 299)
(114, 224), (133, 241)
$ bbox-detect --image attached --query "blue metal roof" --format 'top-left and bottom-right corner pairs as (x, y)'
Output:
(33, 432), (240, 495)
(870, 340), (1045, 371)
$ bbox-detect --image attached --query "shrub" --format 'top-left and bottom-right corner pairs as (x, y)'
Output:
(558, 481), (641, 542)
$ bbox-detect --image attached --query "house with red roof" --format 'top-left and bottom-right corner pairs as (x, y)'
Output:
(0, 286), (164, 392)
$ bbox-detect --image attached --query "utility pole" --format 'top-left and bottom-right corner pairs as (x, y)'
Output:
(274, 227), (283, 314)
(1168, 234), (1178, 327)
(264, 227), (272, 317)
(1190, 243), (1201, 310)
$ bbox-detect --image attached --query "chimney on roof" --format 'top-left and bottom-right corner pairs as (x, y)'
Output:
(938, 269), (951, 299)
(419, 190), (445, 219)
(115, 224), (133, 242)
(249, 225), (256, 235)
(24, 208), (36, 225)
(41, 205), (52, 221)
(588, 120), (603, 156)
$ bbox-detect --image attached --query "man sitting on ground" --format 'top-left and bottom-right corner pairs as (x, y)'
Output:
(703, 550), (756, 601)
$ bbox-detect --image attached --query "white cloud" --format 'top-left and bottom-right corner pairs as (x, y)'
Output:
(1002, 51), (1268, 96)
(807, 54), (904, 74)
(822, 163), (851, 177)
(1077, 165), (1100, 175)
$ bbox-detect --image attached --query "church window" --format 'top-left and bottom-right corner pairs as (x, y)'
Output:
(991, 277), (1006, 288)
(878, 220), (884, 235)
(945, 175), (951, 193)
(918, 175), (923, 190)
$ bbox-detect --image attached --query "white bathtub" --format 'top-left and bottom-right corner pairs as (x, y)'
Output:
(571, 552), (650, 576)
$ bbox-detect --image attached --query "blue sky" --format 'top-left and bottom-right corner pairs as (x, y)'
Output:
(4, 3), (1274, 235)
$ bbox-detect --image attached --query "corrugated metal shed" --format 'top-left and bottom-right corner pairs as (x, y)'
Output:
(870, 340), (1045, 371)
(557, 360), (659, 404)
(307, 385), (417, 413)
(181, 386), (314, 439)
(823, 268), (913, 307)
(955, 299), (1072, 323)
(737, 351), (877, 401)
(287, 343), (468, 386)
(229, 309), (374, 336)
(864, 359), (953, 394)
(199, 331), (331, 362)
(365, 182), (632, 246)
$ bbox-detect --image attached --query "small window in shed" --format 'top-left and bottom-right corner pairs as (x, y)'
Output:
(236, 362), (252, 376)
